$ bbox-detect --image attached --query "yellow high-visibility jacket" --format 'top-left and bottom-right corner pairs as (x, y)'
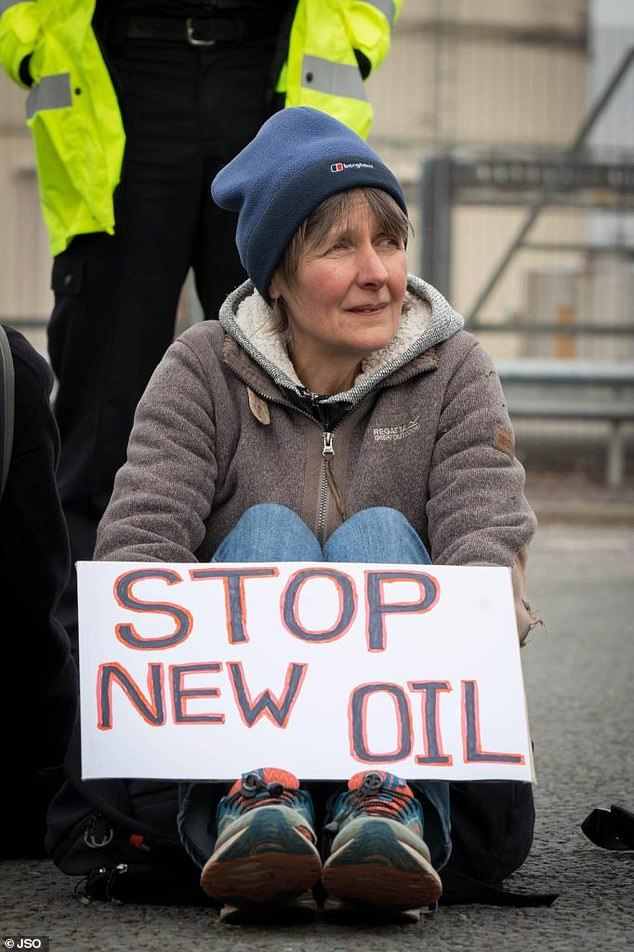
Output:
(0, 0), (400, 256)
(0, 0), (125, 255)
(279, 0), (401, 140)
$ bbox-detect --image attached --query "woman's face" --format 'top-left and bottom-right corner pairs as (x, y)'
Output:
(269, 196), (408, 381)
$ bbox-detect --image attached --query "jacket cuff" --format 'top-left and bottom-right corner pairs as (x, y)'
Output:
(18, 52), (32, 86)
(0, 1), (40, 87)
(512, 545), (543, 644)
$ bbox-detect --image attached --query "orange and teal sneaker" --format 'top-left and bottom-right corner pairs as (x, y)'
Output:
(321, 770), (442, 911)
(200, 767), (321, 908)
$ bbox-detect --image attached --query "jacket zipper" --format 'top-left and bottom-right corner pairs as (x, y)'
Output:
(318, 431), (334, 544)
(235, 380), (357, 542)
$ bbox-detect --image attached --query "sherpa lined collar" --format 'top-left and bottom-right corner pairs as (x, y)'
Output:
(219, 274), (464, 404)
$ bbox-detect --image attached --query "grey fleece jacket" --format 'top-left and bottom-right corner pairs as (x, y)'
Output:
(95, 275), (540, 641)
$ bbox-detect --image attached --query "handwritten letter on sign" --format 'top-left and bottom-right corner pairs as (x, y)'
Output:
(77, 562), (534, 782)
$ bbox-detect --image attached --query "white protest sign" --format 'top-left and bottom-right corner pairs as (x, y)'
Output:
(77, 561), (534, 782)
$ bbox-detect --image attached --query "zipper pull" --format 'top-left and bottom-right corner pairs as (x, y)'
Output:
(84, 812), (114, 849)
(323, 431), (334, 457)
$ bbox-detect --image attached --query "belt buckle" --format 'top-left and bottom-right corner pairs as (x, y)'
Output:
(186, 17), (216, 46)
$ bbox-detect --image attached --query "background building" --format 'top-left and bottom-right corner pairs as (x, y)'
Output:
(366, 0), (633, 360)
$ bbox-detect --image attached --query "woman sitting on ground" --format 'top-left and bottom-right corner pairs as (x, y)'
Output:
(94, 106), (540, 916)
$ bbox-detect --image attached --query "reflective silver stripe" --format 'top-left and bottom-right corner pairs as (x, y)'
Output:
(0, 0), (34, 14)
(26, 72), (72, 118)
(365, 0), (396, 25)
(302, 55), (367, 102)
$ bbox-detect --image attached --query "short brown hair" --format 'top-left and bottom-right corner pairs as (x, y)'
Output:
(275, 187), (411, 289)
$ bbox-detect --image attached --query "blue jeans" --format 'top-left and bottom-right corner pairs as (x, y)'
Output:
(177, 505), (452, 871)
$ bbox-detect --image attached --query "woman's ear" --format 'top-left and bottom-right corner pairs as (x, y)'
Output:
(268, 274), (281, 300)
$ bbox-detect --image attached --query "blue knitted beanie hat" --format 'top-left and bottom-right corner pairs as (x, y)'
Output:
(211, 106), (407, 300)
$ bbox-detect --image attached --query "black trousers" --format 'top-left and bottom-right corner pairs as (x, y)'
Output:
(48, 36), (277, 652)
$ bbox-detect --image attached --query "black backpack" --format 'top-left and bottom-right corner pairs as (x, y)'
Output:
(46, 715), (556, 907)
(45, 719), (213, 905)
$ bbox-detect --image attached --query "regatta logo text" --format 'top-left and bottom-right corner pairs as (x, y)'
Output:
(373, 415), (421, 442)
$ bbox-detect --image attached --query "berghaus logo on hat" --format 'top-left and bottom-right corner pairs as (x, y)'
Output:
(330, 161), (375, 173)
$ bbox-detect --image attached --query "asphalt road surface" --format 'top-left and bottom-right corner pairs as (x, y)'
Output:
(1, 521), (633, 952)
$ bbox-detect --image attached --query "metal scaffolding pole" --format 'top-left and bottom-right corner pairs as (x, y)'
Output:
(466, 45), (634, 325)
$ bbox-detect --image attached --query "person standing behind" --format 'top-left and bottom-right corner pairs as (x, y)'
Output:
(0, 0), (401, 657)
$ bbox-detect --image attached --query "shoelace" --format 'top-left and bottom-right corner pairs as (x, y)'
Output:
(324, 773), (413, 836)
(227, 772), (300, 814)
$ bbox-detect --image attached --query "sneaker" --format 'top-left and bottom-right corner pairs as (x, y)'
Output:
(321, 770), (442, 911)
(200, 767), (322, 908)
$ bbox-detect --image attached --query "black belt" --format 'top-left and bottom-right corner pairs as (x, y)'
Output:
(125, 15), (271, 46)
